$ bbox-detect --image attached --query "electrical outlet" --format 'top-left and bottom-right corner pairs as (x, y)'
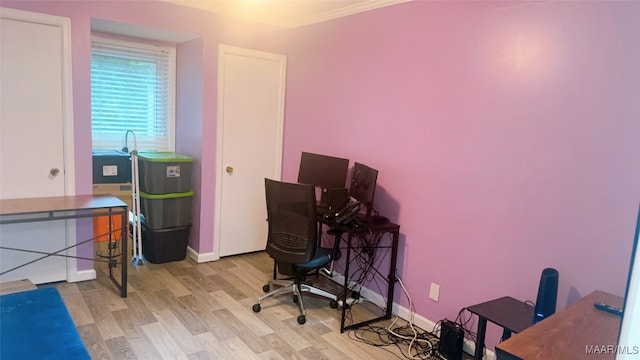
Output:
(429, 283), (440, 302)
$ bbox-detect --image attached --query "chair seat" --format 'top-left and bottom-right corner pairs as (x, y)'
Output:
(297, 247), (337, 269)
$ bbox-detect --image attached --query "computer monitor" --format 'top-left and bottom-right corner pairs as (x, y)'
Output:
(297, 152), (349, 189)
(349, 162), (378, 216)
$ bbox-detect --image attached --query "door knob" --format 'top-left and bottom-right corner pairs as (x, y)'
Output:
(50, 168), (60, 176)
(226, 166), (234, 174)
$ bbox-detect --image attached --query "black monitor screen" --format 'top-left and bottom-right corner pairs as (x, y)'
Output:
(349, 162), (378, 213)
(297, 152), (349, 189)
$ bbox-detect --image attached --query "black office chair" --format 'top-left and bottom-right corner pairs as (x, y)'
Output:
(252, 178), (340, 324)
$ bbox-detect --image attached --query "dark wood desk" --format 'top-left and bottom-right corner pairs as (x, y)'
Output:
(467, 296), (535, 360)
(0, 195), (128, 297)
(495, 290), (623, 360)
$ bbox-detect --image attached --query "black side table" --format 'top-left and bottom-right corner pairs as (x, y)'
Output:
(466, 296), (534, 360)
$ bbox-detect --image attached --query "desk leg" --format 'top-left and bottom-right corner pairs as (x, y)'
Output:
(501, 328), (512, 342)
(385, 230), (399, 319)
(120, 208), (127, 298)
(340, 233), (352, 333)
(474, 316), (487, 360)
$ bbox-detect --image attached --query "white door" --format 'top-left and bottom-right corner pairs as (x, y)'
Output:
(214, 45), (286, 257)
(0, 8), (75, 284)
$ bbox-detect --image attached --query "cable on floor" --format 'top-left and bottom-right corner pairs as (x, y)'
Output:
(345, 273), (449, 360)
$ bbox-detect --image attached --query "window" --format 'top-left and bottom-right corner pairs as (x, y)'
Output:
(91, 36), (176, 151)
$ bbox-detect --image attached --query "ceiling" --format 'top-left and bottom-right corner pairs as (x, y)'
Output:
(161, 0), (410, 28)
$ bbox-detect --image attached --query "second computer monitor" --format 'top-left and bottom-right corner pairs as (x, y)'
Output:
(297, 152), (350, 189)
(349, 162), (378, 216)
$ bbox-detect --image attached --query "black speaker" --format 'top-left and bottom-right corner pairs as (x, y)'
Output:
(533, 267), (559, 323)
(438, 319), (464, 360)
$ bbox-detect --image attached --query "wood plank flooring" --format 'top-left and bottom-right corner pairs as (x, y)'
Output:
(45, 251), (443, 360)
(0, 279), (37, 295)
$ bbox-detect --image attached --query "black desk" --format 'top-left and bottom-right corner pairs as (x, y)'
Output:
(321, 218), (400, 333)
(466, 296), (534, 360)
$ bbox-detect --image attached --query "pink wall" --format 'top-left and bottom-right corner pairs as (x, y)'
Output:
(283, 0), (640, 349)
(176, 38), (204, 251)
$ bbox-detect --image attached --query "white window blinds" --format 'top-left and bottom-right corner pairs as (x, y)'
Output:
(91, 37), (176, 151)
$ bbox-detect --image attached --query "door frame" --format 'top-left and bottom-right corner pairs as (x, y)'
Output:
(212, 44), (286, 260)
(1, 7), (78, 280)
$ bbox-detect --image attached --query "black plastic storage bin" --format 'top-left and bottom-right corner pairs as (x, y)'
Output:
(130, 214), (191, 264)
(92, 150), (131, 184)
(141, 224), (191, 264)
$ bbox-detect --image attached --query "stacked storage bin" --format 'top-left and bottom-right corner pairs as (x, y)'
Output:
(92, 150), (132, 257)
(137, 151), (194, 263)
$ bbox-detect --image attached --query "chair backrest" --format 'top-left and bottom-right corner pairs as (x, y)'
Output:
(264, 178), (318, 265)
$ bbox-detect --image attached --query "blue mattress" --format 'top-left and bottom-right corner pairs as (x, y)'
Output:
(0, 287), (90, 359)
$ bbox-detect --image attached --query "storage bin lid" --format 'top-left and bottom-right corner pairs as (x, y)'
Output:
(137, 151), (194, 163)
(140, 190), (194, 199)
(92, 149), (129, 157)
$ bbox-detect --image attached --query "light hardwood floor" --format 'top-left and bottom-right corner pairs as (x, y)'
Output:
(45, 251), (442, 360)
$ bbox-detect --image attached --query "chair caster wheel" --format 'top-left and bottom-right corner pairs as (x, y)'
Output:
(297, 315), (306, 324)
(252, 304), (261, 313)
(262, 284), (270, 292)
(293, 295), (299, 303)
(330, 300), (338, 309)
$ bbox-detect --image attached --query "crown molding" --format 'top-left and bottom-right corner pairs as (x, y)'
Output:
(162, 0), (411, 29)
(279, 0), (412, 28)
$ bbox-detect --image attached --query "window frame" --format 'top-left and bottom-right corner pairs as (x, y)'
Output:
(90, 35), (176, 152)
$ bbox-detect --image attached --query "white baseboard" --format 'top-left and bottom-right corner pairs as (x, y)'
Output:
(324, 272), (495, 360)
(186, 246), (218, 263)
(67, 269), (96, 283)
